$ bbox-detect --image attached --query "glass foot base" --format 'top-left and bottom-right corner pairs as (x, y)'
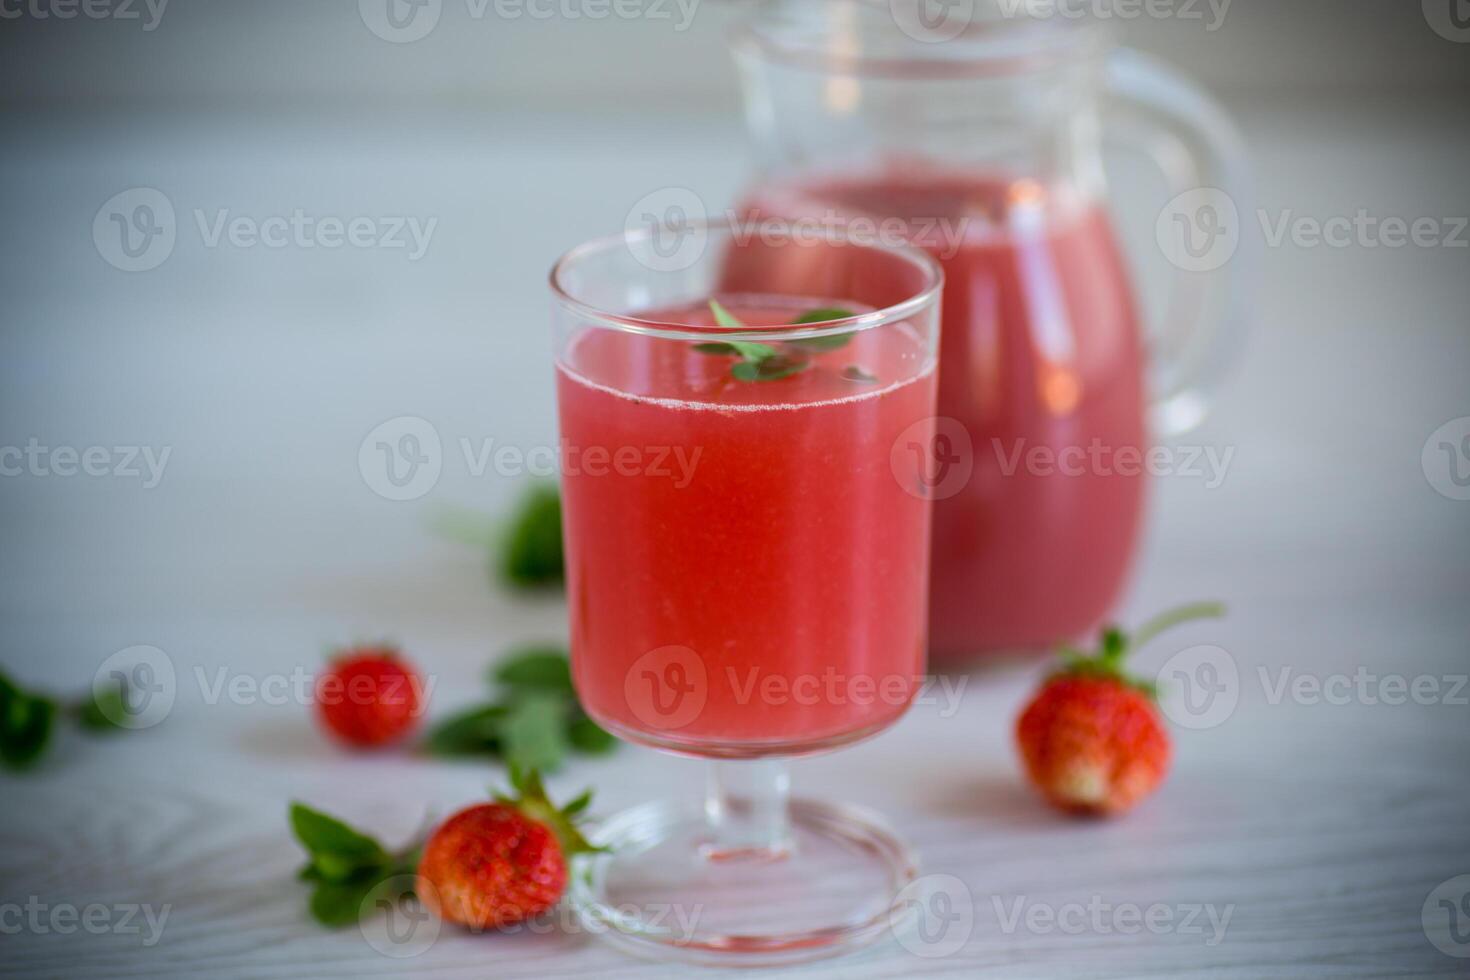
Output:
(569, 797), (919, 967)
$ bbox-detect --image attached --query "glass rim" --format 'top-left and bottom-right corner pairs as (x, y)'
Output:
(730, 2), (1107, 80)
(548, 221), (944, 344)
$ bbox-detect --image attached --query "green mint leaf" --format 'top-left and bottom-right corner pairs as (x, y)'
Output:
(703, 301), (811, 382)
(289, 803), (392, 880)
(492, 648), (574, 694)
(567, 712), (617, 754)
(791, 307), (855, 325)
(308, 871), (386, 928)
(708, 299), (743, 329)
(498, 694), (568, 775)
(733, 355), (809, 382)
(499, 484), (564, 589)
(0, 671), (59, 771)
(842, 366), (878, 383)
(693, 342), (737, 355)
(75, 678), (129, 733)
(423, 703), (507, 757)
(723, 339), (781, 362)
(789, 308), (856, 351)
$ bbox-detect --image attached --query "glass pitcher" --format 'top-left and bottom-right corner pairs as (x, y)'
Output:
(730, 0), (1253, 660)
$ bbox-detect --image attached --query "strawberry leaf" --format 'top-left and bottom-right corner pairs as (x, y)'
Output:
(492, 648), (574, 693)
(498, 694), (568, 775)
(499, 485), (564, 589)
(1052, 601), (1225, 697)
(290, 803), (391, 879)
(497, 768), (605, 857)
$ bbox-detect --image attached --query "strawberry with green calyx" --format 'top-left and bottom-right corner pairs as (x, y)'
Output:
(416, 767), (602, 929)
(1017, 602), (1225, 816)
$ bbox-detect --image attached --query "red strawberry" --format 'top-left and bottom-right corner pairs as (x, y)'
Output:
(416, 769), (599, 929)
(315, 646), (424, 749)
(1016, 602), (1223, 816)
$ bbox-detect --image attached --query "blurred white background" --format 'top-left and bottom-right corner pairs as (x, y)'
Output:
(4, 0), (1469, 110)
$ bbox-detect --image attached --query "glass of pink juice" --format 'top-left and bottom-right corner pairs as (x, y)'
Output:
(551, 223), (942, 964)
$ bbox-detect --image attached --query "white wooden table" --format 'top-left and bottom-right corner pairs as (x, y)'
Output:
(1, 99), (1467, 978)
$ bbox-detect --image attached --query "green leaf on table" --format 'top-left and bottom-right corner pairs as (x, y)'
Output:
(75, 676), (129, 733)
(289, 802), (420, 928)
(424, 703), (507, 757)
(290, 803), (391, 878)
(422, 647), (619, 765)
(499, 485), (564, 589)
(498, 694), (568, 775)
(308, 873), (384, 928)
(492, 648), (575, 694)
(567, 713), (617, 754)
(0, 671), (59, 771)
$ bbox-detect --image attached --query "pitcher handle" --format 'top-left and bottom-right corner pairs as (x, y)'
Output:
(1104, 48), (1257, 437)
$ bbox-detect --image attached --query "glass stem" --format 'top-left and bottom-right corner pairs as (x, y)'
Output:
(704, 759), (792, 859)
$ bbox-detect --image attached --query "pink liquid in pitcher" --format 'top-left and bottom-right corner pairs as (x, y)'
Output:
(741, 170), (1148, 657)
(557, 296), (937, 753)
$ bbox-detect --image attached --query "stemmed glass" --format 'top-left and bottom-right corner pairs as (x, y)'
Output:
(550, 221), (943, 965)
